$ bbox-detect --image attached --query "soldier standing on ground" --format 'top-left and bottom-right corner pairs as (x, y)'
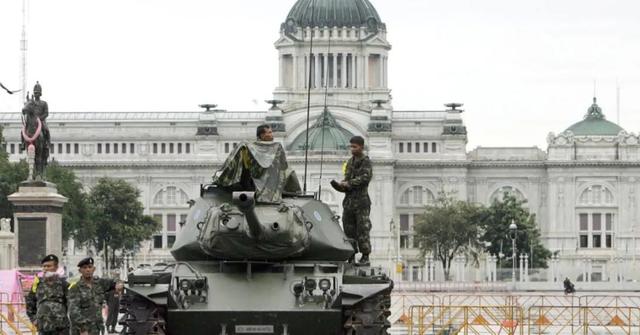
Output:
(331, 136), (373, 266)
(26, 254), (70, 335)
(68, 257), (123, 335)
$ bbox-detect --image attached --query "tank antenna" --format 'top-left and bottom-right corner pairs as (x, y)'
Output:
(317, 28), (333, 199)
(302, 0), (317, 194)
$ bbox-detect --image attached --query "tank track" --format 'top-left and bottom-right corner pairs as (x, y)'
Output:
(342, 286), (392, 335)
(119, 289), (167, 335)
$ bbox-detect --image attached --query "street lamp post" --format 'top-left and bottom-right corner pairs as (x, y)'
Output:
(509, 220), (518, 290)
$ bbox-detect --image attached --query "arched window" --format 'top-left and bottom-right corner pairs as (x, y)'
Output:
(490, 186), (526, 203)
(152, 186), (191, 207)
(398, 186), (435, 207)
(578, 185), (615, 206)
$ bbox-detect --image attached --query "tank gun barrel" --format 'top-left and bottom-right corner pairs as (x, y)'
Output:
(232, 192), (264, 239)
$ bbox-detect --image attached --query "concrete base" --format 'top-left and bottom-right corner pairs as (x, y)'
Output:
(8, 181), (68, 272)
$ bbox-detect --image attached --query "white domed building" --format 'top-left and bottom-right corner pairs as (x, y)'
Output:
(2, 0), (640, 288)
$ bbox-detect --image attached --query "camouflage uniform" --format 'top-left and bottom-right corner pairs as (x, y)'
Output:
(341, 155), (373, 255)
(67, 278), (117, 335)
(26, 274), (70, 335)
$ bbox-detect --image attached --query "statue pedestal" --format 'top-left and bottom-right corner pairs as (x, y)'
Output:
(8, 181), (67, 271)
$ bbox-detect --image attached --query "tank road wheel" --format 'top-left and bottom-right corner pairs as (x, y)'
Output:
(343, 288), (392, 335)
(119, 289), (167, 335)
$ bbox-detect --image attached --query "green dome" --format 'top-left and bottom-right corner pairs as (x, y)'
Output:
(289, 110), (353, 152)
(285, 0), (383, 28)
(565, 98), (624, 136)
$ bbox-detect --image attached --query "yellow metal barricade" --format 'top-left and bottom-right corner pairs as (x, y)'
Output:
(527, 305), (640, 335)
(408, 305), (524, 335)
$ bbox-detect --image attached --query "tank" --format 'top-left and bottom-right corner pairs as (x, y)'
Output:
(121, 142), (393, 335)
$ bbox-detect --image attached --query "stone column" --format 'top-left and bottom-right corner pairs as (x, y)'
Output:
(331, 53), (339, 87)
(323, 53), (329, 88)
(278, 54), (284, 87)
(8, 181), (68, 271)
(363, 54), (369, 89)
(342, 53), (348, 88)
(314, 53), (321, 88)
(379, 55), (384, 88)
(351, 54), (357, 88)
(0, 218), (16, 270)
(292, 55), (298, 89)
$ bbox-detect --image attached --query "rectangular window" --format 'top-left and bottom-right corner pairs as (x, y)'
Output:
(412, 266), (421, 282)
(122, 143), (126, 154)
(606, 234), (612, 248)
(10, 143), (15, 154)
(233, 143), (238, 149)
(592, 234), (601, 248)
(167, 214), (176, 232)
(399, 143), (404, 153)
(51, 143), (55, 154)
(605, 213), (613, 230)
(225, 143), (230, 153)
(415, 142), (420, 153)
(185, 143), (191, 153)
(400, 235), (410, 249)
(400, 214), (409, 231)
(412, 235), (421, 249)
(177, 143), (182, 154)
(592, 213), (601, 231)
(153, 235), (163, 249)
(66, 143), (71, 154)
(106, 143), (111, 154)
(167, 235), (176, 248)
(130, 143), (135, 154)
(153, 214), (162, 225)
(113, 143), (118, 154)
(161, 143), (166, 154)
(432, 143), (437, 153)
(407, 142), (412, 153)
(169, 143), (174, 154)
(424, 142), (429, 153)
(180, 214), (188, 229)
(58, 143), (63, 154)
(74, 143), (79, 154)
(97, 143), (102, 154)
(153, 143), (158, 154)
(579, 214), (589, 231)
(579, 234), (589, 248)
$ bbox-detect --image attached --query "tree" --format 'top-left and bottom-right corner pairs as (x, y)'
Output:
(45, 161), (91, 243)
(414, 191), (485, 280)
(480, 193), (552, 268)
(87, 177), (159, 268)
(0, 125), (28, 227)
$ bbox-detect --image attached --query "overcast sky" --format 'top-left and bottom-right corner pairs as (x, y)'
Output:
(1, 0), (639, 149)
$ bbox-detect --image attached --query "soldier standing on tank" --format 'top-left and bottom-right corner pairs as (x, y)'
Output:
(68, 258), (123, 335)
(331, 136), (373, 266)
(26, 254), (70, 335)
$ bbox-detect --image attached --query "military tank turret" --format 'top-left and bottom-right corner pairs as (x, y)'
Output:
(121, 141), (393, 335)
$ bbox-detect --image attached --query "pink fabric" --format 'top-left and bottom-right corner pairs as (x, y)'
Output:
(0, 270), (23, 303)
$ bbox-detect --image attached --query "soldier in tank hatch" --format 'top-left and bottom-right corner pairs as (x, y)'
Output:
(26, 254), (70, 335)
(68, 257), (123, 335)
(331, 136), (373, 266)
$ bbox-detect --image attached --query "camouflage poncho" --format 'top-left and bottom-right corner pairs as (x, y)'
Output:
(213, 141), (301, 203)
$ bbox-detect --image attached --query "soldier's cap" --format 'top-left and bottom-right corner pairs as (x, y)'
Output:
(41, 254), (59, 264)
(77, 257), (94, 267)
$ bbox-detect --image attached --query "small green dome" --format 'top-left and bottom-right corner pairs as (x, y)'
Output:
(565, 98), (624, 136)
(288, 110), (353, 152)
(285, 0), (383, 28)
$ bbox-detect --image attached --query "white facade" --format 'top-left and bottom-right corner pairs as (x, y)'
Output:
(2, 0), (640, 285)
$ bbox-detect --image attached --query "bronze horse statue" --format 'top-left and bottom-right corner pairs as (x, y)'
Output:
(21, 82), (50, 181)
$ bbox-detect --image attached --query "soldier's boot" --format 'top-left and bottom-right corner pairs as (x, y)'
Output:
(357, 254), (370, 266)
